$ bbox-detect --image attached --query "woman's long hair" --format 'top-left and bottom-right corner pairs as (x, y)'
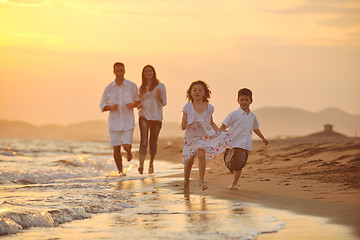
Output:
(140, 65), (159, 95)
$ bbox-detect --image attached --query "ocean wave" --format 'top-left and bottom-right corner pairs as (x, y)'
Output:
(0, 155), (116, 183)
(0, 190), (135, 236)
(49, 156), (109, 170)
(0, 168), (103, 183)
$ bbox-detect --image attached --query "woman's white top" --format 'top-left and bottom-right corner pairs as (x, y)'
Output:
(138, 82), (167, 121)
(182, 102), (214, 125)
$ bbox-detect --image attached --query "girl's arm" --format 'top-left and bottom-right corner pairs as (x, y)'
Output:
(210, 116), (220, 132)
(181, 112), (188, 130)
(253, 129), (269, 145)
(219, 124), (227, 132)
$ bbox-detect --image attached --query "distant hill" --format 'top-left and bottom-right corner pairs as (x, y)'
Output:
(0, 107), (359, 140)
(0, 119), (183, 141)
(253, 107), (360, 139)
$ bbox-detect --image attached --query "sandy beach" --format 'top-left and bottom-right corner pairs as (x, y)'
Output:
(153, 136), (360, 239)
(1, 136), (359, 239)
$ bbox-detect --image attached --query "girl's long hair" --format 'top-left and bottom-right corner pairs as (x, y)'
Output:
(186, 80), (211, 102)
(140, 65), (159, 95)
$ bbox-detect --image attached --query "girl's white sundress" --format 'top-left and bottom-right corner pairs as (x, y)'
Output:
(182, 102), (232, 165)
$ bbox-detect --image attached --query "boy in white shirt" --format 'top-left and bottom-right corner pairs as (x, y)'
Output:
(220, 88), (268, 190)
(100, 62), (139, 175)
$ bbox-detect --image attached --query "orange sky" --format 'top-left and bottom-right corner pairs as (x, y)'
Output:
(1, 0), (359, 126)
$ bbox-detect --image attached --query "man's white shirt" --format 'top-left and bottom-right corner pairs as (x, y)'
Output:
(100, 79), (138, 131)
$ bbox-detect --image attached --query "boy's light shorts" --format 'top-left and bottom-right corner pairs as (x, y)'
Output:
(109, 129), (134, 147)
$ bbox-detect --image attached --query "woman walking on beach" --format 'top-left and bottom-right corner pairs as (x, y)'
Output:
(137, 65), (167, 175)
(181, 80), (231, 194)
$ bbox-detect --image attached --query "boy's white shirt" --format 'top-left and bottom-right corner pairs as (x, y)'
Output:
(222, 108), (259, 150)
(100, 79), (139, 131)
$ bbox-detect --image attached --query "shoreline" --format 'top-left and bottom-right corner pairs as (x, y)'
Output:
(152, 137), (360, 239)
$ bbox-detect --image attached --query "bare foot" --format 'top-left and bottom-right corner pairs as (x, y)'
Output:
(127, 151), (133, 162)
(148, 165), (154, 175)
(230, 185), (238, 190)
(200, 182), (208, 191)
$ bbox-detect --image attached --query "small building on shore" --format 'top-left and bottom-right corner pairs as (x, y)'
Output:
(305, 124), (348, 139)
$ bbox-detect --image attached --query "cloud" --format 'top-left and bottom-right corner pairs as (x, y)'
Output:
(59, 0), (192, 18)
(263, 0), (360, 27)
(7, 32), (66, 47)
(0, 0), (204, 18)
(0, 0), (50, 6)
(265, 0), (359, 15)
(229, 33), (360, 48)
(320, 16), (360, 27)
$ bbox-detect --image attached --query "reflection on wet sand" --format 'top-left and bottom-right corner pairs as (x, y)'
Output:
(108, 173), (284, 240)
(184, 195), (215, 234)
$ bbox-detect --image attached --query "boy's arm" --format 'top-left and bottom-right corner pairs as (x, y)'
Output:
(210, 116), (220, 132)
(253, 129), (269, 145)
(181, 113), (188, 130)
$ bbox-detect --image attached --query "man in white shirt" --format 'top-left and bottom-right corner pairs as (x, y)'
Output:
(220, 88), (268, 190)
(100, 62), (139, 175)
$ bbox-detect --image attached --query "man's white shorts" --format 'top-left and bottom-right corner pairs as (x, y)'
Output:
(109, 129), (134, 147)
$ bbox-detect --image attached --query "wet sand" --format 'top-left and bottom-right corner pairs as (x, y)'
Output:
(6, 162), (287, 240)
(153, 137), (360, 239)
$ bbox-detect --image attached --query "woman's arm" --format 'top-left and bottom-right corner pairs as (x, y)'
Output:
(157, 84), (167, 106)
(156, 89), (164, 105)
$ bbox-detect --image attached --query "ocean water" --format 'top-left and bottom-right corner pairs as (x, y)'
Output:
(0, 138), (286, 239)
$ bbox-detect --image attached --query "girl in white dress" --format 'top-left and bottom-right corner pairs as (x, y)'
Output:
(181, 80), (231, 194)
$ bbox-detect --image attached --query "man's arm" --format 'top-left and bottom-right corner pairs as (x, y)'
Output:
(103, 104), (119, 112)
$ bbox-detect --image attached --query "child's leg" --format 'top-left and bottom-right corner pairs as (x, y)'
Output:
(230, 170), (242, 190)
(183, 157), (194, 194)
(197, 149), (208, 191)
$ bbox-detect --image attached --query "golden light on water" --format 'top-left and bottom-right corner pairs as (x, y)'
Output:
(122, 165), (134, 175)
(76, 155), (84, 162)
(0, 209), (9, 213)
